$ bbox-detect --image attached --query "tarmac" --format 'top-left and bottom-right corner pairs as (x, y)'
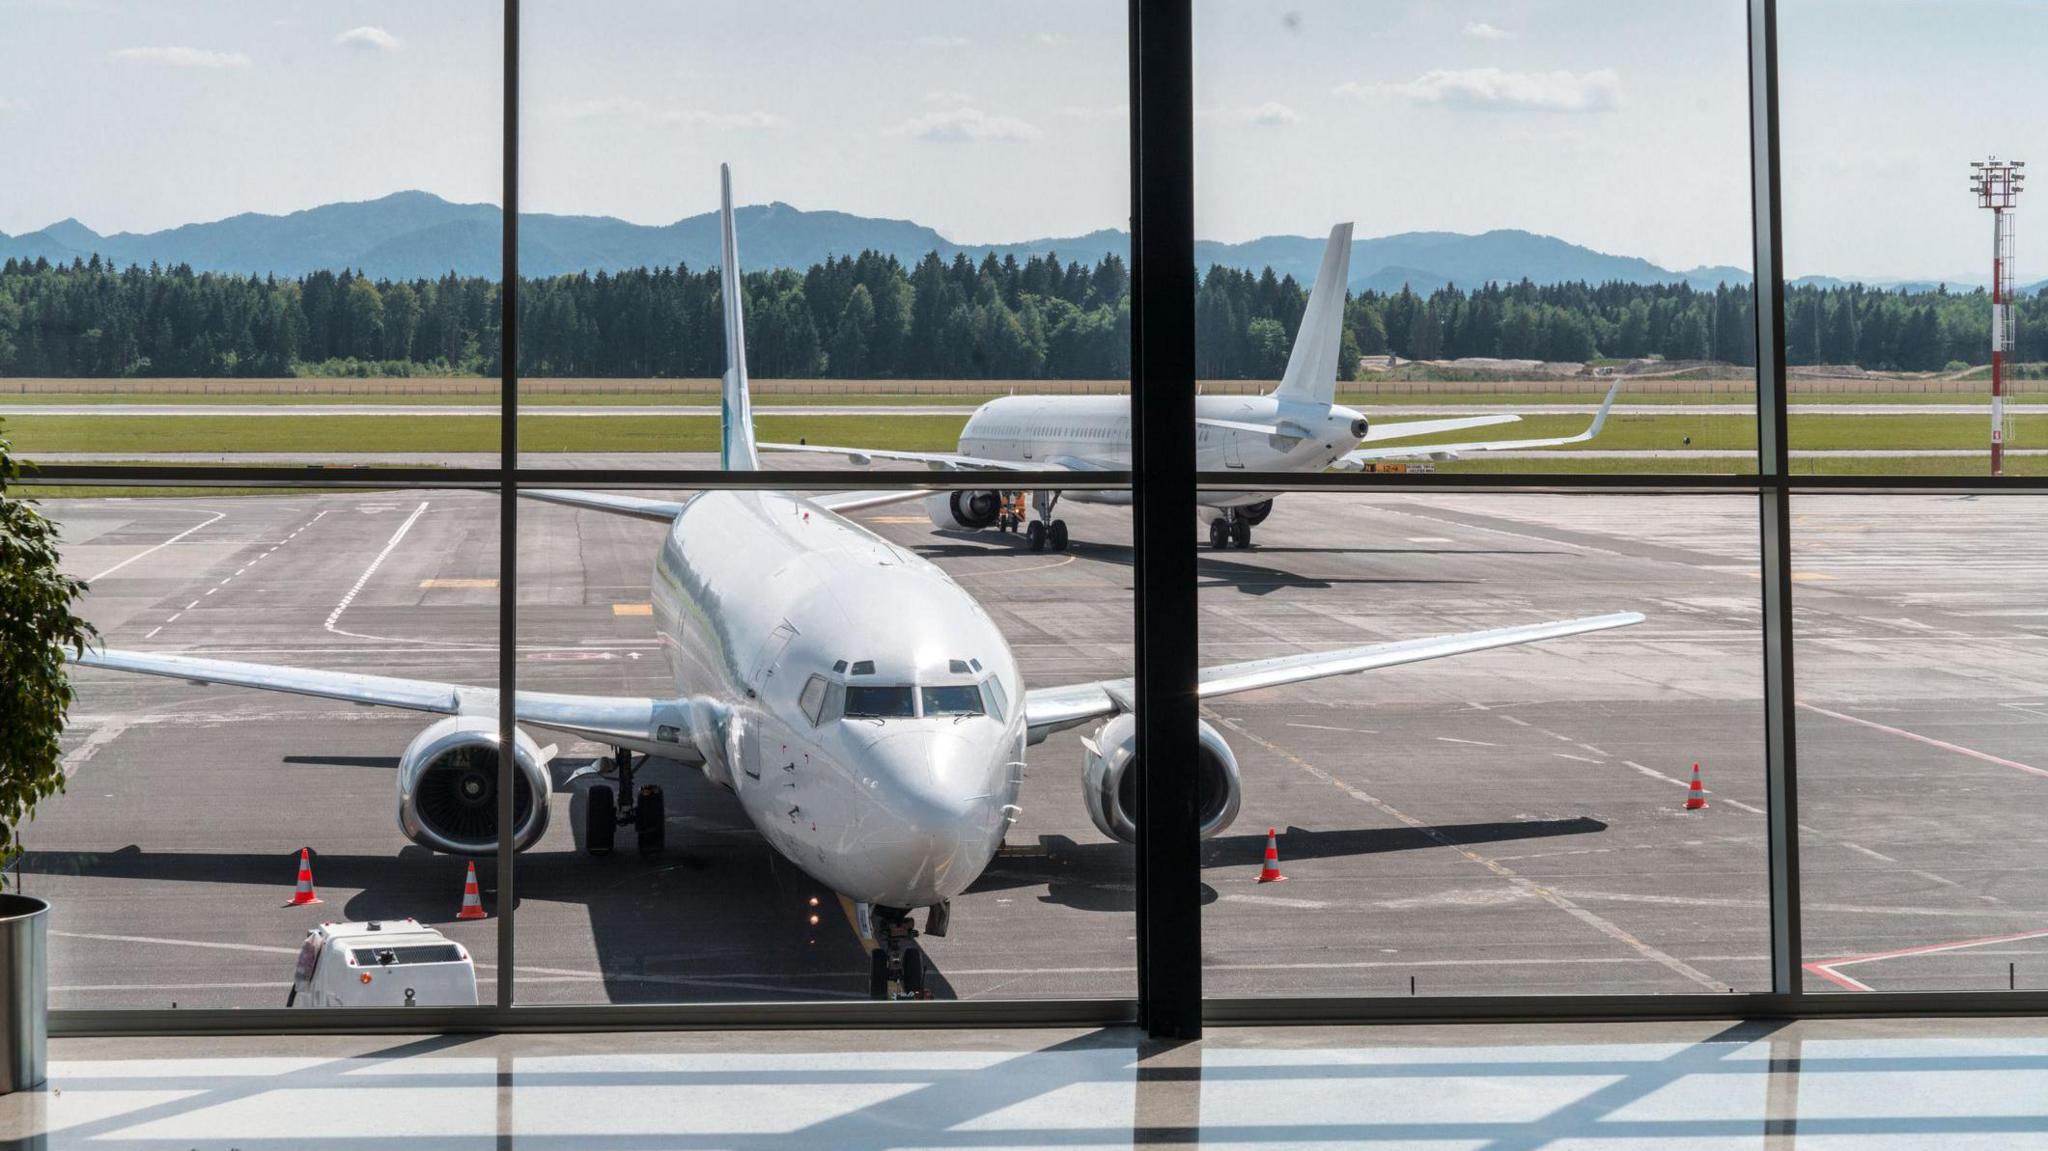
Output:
(34, 483), (2048, 1007)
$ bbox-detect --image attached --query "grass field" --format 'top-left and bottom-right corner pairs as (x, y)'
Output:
(8, 407), (2045, 461)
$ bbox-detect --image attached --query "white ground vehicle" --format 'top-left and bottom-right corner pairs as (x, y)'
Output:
(287, 920), (478, 1008)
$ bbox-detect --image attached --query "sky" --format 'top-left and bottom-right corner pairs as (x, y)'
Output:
(0, 0), (2040, 279)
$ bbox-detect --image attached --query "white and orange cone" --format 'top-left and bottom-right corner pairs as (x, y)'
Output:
(456, 861), (488, 920)
(1257, 827), (1287, 884)
(1683, 762), (1709, 811)
(285, 848), (322, 906)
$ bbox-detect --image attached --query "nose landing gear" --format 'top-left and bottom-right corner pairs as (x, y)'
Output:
(583, 748), (665, 858)
(866, 905), (931, 1000)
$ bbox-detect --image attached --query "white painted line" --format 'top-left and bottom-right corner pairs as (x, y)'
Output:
(185, 601), (199, 611)
(234, 566), (247, 576)
(164, 613), (181, 624)
(325, 500), (429, 637)
(1436, 736), (1498, 747)
(204, 588), (217, 596)
(1286, 722), (1377, 735)
(53, 930), (298, 955)
(85, 510), (226, 583)
(1497, 715), (1530, 727)
(1553, 752), (1602, 764)
(1805, 927), (2048, 993)
(1800, 701), (2048, 780)
(1216, 892), (1332, 910)
(59, 723), (127, 779)
(142, 626), (161, 639)
(1841, 842), (1899, 864)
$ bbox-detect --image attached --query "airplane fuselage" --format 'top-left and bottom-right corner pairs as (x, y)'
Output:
(650, 489), (1028, 909)
(957, 393), (1368, 509)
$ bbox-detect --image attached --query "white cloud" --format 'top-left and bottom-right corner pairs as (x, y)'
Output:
(0, 98), (28, 113)
(107, 46), (251, 69)
(889, 107), (1043, 142)
(334, 26), (402, 53)
(923, 90), (974, 105)
(1236, 101), (1300, 126)
(1035, 32), (1061, 46)
(914, 34), (970, 50)
(1336, 68), (1620, 113)
(557, 97), (649, 122)
(663, 109), (784, 130)
(1461, 21), (1516, 41)
(1054, 103), (1128, 121)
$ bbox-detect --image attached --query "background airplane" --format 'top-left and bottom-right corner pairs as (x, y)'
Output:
(71, 168), (1642, 999)
(765, 222), (1617, 551)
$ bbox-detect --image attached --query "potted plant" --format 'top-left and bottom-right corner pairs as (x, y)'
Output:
(0, 420), (95, 1092)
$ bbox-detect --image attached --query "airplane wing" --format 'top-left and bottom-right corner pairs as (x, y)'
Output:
(1357, 413), (1520, 442)
(814, 489), (936, 514)
(1337, 384), (1618, 468)
(523, 489), (687, 523)
(71, 648), (708, 763)
(757, 442), (1054, 472)
(1021, 611), (1643, 744)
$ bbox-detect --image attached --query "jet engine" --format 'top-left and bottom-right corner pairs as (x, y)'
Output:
(925, 490), (1004, 531)
(1238, 499), (1274, 526)
(1079, 714), (1243, 844)
(396, 716), (552, 855)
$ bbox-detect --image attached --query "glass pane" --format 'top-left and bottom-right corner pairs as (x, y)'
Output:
(1, 3), (504, 467)
(517, 0), (1130, 468)
(36, 482), (500, 1009)
(1795, 494), (2048, 991)
(515, 485), (1134, 1003)
(1197, 491), (1769, 996)
(1781, 1), (2046, 475)
(1193, 1), (1756, 482)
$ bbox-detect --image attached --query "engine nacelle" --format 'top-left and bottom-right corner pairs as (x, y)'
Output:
(925, 490), (1003, 531)
(1080, 714), (1243, 844)
(1238, 499), (1274, 526)
(396, 716), (551, 855)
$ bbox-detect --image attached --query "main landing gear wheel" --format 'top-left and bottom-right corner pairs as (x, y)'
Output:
(1208, 519), (1228, 549)
(585, 784), (616, 855)
(1047, 520), (1069, 551)
(584, 749), (664, 859)
(1026, 521), (1047, 551)
(1231, 518), (1252, 548)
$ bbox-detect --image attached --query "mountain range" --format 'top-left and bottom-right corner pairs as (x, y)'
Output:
(1, 190), (2025, 295)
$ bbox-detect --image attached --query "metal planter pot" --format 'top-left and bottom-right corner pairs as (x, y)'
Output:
(0, 894), (47, 1093)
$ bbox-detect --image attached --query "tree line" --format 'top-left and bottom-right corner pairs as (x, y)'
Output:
(1, 251), (2040, 380)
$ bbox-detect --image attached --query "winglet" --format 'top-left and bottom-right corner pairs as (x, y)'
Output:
(1273, 222), (1353, 406)
(719, 164), (760, 471)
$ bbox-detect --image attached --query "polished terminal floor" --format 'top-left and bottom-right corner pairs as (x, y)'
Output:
(3, 1018), (2045, 1149)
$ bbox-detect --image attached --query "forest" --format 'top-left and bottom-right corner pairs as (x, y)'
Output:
(0, 250), (2039, 380)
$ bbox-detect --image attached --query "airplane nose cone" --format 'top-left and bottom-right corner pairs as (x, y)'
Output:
(859, 730), (1006, 903)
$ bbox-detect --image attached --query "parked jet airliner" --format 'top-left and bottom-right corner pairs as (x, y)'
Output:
(767, 222), (1617, 550)
(74, 169), (1643, 999)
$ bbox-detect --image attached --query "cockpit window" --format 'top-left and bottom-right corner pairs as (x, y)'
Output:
(980, 676), (1009, 724)
(921, 685), (985, 718)
(844, 685), (915, 718)
(798, 675), (828, 725)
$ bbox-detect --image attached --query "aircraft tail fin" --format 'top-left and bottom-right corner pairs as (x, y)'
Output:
(1272, 222), (1354, 406)
(718, 163), (760, 471)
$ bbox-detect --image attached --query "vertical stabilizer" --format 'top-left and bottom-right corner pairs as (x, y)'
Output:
(719, 164), (761, 471)
(1272, 222), (1354, 406)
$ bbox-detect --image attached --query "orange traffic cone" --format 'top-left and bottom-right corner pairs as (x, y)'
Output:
(456, 861), (488, 920)
(1684, 762), (1709, 811)
(285, 848), (322, 906)
(1257, 827), (1287, 883)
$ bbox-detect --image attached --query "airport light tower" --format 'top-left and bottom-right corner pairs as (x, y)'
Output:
(1971, 157), (2025, 476)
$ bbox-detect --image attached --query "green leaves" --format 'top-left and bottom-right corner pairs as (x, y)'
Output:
(0, 422), (98, 887)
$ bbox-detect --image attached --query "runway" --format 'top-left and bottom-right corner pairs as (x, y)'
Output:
(35, 485), (2048, 1007)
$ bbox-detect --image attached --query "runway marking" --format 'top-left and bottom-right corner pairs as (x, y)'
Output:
(1497, 715), (1530, 727)
(53, 931), (299, 956)
(85, 510), (226, 583)
(1804, 927), (2048, 992)
(957, 554), (1078, 577)
(420, 578), (498, 589)
(1552, 752), (1602, 764)
(864, 515), (929, 524)
(612, 603), (654, 616)
(59, 723), (128, 779)
(1841, 842), (1899, 864)
(1435, 736), (1497, 747)
(1406, 536), (1454, 543)
(1799, 701), (2048, 779)
(1209, 710), (1732, 992)
(1216, 892), (1331, 910)
(164, 613), (180, 624)
(1621, 760), (1766, 816)
(142, 626), (161, 639)
(1287, 722), (1377, 735)
(325, 500), (429, 639)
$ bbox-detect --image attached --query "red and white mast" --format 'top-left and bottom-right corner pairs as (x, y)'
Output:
(1971, 157), (2026, 476)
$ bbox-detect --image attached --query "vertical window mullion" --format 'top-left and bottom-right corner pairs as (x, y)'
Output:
(496, 0), (520, 1011)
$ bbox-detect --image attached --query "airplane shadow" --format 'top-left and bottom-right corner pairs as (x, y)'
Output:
(968, 817), (1608, 914)
(920, 535), (1492, 596)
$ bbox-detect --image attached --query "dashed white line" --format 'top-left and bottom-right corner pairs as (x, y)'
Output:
(1436, 736), (1498, 747)
(85, 510), (226, 583)
(326, 500), (430, 638)
(142, 626), (161, 639)
(1800, 701), (2048, 780)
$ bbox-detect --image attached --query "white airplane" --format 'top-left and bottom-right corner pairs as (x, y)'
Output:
(72, 168), (1643, 999)
(766, 222), (1617, 551)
